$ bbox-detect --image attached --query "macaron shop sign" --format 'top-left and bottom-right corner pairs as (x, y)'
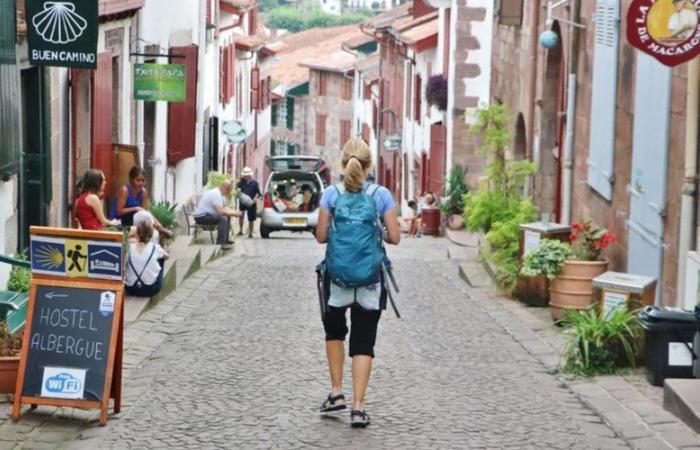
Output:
(26, 0), (98, 69)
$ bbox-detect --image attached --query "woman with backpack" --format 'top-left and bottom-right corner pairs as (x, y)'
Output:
(315, 138), (401, 428)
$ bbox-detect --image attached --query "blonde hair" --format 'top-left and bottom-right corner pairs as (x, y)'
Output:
(341, 138), (372, 192)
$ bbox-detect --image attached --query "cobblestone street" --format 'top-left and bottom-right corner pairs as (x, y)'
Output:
(52, 233), (633, 449)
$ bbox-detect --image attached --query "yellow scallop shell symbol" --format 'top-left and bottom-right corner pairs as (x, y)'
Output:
(32, 1), (88, 45)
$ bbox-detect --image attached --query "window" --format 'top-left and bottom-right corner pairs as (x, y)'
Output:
(499, 0), (524, 26)
(168, 45), (199, 165)
(414, 74), (422, 124)
(318, 72), (328, 96)
(340, 119), (351, 148)
(271, 103), (278, 127)
(587, 0), (620, 200)
(341, 77), (353, 101)
(316, 114), (327, 146)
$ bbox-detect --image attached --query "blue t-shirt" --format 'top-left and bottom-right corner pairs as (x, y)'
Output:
(320, 182), (396, 217)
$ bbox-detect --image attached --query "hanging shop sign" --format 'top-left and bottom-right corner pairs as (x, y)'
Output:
(627, 0), (700, 66)
(133, 63), (187, 103)
(26, 0), (98, 69)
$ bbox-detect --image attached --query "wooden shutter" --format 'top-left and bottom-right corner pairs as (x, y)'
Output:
(271, 104), (278, 126)
(500, 0), (524, 26)
(340, 120), (351, 148)
(206, 0), (212, 25)
(316, 114), (326, 146)
(414, 74), (422, 124)
(363, 83), (371, 100)
(341, 78), (352, 100)
(587, 0), (620, 201)
(405, 67), (412, 119)
(251, 67), (260, 110)
(168, 45), (198, 165)
(318, 72), (327, 96)
(248, 9), (257, 36)
(362, 123), (370, 144)
(428, 124), (446, 193)
(229, 44), (235, 100)
(286, 97), (294, 129)
(91, 53), (114, 196)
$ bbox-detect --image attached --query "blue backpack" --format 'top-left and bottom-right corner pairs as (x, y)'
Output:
(325, 183), (383, 288)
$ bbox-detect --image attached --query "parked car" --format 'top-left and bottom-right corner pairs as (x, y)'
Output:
(260, 156), (325, 239)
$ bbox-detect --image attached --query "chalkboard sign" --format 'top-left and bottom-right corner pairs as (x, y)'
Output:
(21, 284), (117, 401)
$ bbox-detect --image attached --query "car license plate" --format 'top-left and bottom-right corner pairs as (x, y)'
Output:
(286, 218), (307, 226)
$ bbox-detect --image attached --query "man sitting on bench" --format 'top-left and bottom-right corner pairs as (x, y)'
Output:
(194, 180), (242, 249)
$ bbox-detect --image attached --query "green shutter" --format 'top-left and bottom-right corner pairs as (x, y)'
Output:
(271, 103), (278, 127)
(287, 143), (295, 155)
(286, 97), (294, 130)
(0, 0), (15, 65)
(271, 140), (276, 157)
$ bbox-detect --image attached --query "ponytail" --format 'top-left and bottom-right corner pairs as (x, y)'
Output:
(341, 138), (372, 192)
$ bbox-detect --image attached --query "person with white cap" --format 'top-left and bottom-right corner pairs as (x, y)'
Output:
(194, 179), (242, 249)
(236, 167), (261, 238)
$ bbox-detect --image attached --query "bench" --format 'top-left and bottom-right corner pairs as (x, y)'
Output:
(182, 200), (216, 244)
(0, 290), (28, 334)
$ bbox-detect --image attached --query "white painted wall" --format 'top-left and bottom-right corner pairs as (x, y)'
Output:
(0, 179), (17, 288)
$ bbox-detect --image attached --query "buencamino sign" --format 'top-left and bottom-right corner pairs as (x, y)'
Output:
(133, 63), (187, 102)
(26, 0), (98, 69)
(628, 0), (700, 66)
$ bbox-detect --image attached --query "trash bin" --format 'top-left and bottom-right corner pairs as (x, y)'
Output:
(638, 306), (699, 386)
(420, 207), (440, 236)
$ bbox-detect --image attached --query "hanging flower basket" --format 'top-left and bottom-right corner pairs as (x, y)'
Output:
(425, 75), (448, 111)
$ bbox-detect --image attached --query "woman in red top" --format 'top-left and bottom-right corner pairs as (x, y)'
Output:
(75, 169), (120, 230)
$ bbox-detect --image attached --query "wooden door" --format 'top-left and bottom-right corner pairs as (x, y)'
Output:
(91, 53), (113, 198)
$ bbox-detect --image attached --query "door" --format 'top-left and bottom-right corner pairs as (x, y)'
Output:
(91, 53), (113, 199)
(19, 66), (51, 251)
(627, 52), (672, 303)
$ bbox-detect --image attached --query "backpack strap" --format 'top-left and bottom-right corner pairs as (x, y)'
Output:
(365, 183), (380, 198)
(129, 244), (156, 288)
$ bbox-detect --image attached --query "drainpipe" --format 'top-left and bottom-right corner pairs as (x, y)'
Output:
(526, 0), (541, 197)
(677, 57), (700, 303)
(561, 0), (580, 225)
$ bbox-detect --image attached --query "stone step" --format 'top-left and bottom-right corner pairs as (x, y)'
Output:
(124, 258), (177, 325)
(447, 245), (476, 260)
(459, 261), (491, 288)
(663, 378), (700, 435)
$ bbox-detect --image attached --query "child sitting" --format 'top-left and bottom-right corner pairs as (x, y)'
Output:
(125, 219), (169, 297)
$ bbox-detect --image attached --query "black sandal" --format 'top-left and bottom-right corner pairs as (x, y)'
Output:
(350, 409), (370, 428)
(320, 393), (346, 413)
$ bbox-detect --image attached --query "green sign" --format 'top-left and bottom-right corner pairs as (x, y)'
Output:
(26, 0), (98, 69)
(133, 63), (186, 103)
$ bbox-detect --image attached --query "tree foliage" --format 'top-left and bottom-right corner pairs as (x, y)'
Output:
(265, 6), (373, 32)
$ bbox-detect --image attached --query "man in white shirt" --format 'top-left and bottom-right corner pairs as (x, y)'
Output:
(194, 180), (242, 249)
(668, 0), (698, 41)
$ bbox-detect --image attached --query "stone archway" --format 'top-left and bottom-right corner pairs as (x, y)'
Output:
(537, 21), (564, 219)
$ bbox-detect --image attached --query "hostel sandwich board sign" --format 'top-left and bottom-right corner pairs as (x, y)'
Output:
(13, 227), (124, 426)
(26, 0), (98, 69)
(628, 0), (700, 66)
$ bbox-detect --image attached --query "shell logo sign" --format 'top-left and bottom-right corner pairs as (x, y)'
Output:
(627, 0), (700, 66)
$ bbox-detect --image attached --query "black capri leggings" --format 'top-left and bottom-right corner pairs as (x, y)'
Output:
(323, 305), (382, 358)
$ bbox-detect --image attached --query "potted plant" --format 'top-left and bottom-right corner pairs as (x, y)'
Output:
(149, 200), (178, 247)
(521, 220), (615, 320)
(0, 260), (30, 394)
(560, 307), (641, 376)
(440, 165), (469, 230)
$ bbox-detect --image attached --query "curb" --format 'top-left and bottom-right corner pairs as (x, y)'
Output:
(449, 251), (700, 449)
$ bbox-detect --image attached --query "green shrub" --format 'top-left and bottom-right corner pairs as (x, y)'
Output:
(266, 7), (370, 32)
(440, 165), (469, 216)
(149, 200), (178, 232)
(486, 198), (537, 289)
(560, 308), (641, 376)
(7, 253), (30, 293)
(463, 191), (509, 233)
(266, 7), (306, 32)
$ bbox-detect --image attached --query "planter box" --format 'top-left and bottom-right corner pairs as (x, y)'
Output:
(0, 356), (20, 394)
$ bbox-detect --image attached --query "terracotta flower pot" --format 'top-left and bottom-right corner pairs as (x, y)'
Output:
(447, 214), (464, 231)
(549, 259), (609, 321)
(0, 355), (20, 394)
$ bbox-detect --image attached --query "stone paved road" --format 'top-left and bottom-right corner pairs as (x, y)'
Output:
(5, 234), (633, 449)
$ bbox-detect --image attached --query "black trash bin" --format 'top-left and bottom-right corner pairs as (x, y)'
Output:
(638, 306), (699, 386)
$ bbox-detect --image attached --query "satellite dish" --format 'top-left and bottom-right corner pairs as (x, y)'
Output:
(222, 120), (247, 143)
